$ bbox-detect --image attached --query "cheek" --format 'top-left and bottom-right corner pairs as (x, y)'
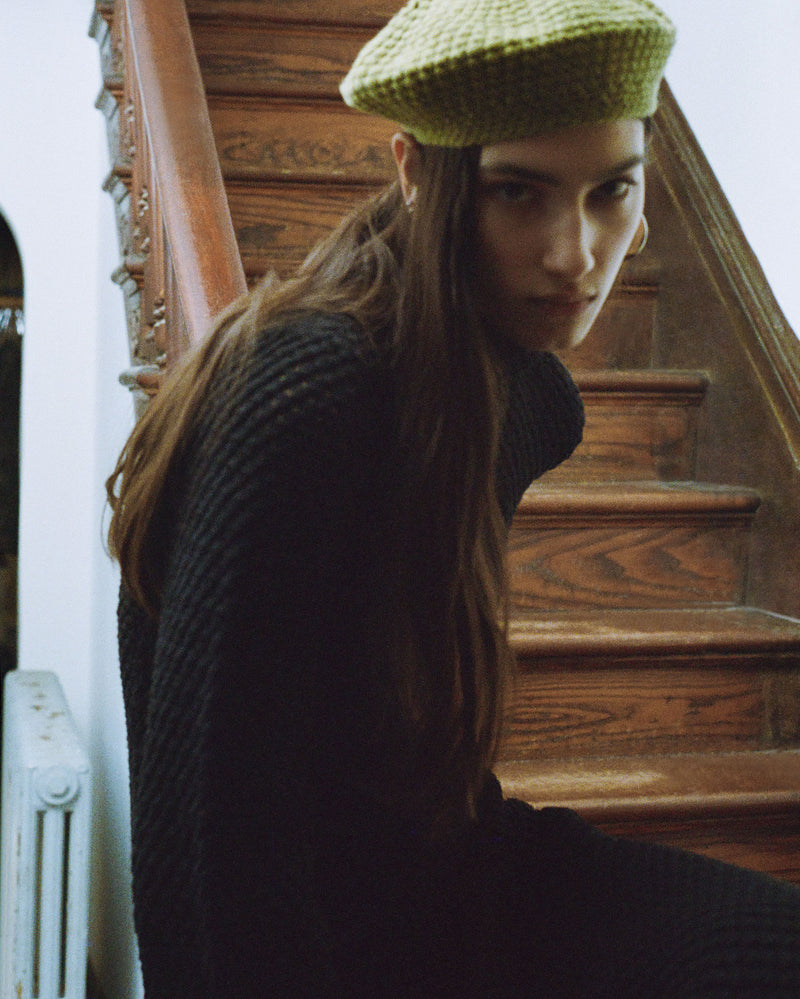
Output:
(475, 211), (501, 268)
(616, 189), (646, 255)
(600, 199), (646, 278)
(475, 213), (529, 292)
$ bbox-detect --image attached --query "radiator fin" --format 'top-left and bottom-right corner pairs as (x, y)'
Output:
(1, 671), (91, 999)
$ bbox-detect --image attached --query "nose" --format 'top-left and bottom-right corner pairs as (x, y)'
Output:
(540, 207), (594, 281)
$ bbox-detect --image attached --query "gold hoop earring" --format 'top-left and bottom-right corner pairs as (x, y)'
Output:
(626, 215), (649, 259)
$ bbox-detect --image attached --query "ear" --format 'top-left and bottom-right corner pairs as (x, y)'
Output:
(391, 131), (421, 205)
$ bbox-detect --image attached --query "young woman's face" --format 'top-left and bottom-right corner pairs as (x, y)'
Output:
(473, 119), (646, 352)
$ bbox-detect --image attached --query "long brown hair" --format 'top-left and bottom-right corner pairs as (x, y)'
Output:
(107, 143), (514, 834)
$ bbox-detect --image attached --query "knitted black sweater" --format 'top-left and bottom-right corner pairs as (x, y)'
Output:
(118, 312), (800, 998)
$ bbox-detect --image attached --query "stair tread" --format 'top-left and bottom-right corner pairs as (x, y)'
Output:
(518, 480), (761, 518)
(510, 605), (800, 656)
(543, 375), (706, 483)
(187, 0), (396, 28)
(495, 749), (800, 818)
(573, 369), (709, 397)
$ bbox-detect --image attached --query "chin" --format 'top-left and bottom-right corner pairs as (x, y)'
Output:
(557, 303), (607, 351)
(563, 322), (596, 350)
(507, 298), (606, 352)
(508, 318), (593, 353)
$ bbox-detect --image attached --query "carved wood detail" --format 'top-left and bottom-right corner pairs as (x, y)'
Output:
(92, 0), (247, 397)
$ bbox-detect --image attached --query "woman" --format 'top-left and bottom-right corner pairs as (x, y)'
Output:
(107, 0), (800, 995)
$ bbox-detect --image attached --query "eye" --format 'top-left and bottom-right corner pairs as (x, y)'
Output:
(484, 180), (544, 212)
(487, 180), (541, 206)
(593, 176), (638, 203)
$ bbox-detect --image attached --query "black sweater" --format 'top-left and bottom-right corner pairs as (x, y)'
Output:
(118, 312), (800, 997)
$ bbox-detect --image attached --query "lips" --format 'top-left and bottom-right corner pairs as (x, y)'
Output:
(529, 294), (597, 318)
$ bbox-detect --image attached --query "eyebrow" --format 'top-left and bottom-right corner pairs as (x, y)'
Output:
(478, 154), (646, 186)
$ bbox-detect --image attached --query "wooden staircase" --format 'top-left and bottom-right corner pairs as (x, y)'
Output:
(91, 0), (800, 885)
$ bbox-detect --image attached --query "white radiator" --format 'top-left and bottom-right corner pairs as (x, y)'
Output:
(1, 671), (91, 999)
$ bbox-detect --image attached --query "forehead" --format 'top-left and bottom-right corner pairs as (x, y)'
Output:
(478, 119), (646, 180)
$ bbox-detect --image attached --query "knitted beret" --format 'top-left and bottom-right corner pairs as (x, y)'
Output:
(340, 0), (676, 147)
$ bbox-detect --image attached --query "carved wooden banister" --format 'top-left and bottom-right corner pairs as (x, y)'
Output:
(116, 0), (247, 392)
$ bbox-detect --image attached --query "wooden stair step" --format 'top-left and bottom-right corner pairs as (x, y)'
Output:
(186, 0), (397, 29)
(509, 482), (760, 609)
(545, 369), (708, 483)
(516, 480), (760, 519)
(495, 750), (800, 885)
(496, 749), (800, 820)
(97, 2), (396, 98)
(572, 370), (708, 395)
(208, 99), (394, 185)
(226, 180), (375, 279)
(503, 606), (800, 760)
(193, 19), (376, 101)
(509, 605), (800, 663)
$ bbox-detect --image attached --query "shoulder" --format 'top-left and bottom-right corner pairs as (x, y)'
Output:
(508, 349), (584, 446)
(253, 309), (371, 368)
(187, 311), (388, 508)
(224, 309), (380, 414)
(496, 349), (584, 520)
(508, 349), (582, 415)
(161, 310), (389, 605)
(201, 310), (384, 446)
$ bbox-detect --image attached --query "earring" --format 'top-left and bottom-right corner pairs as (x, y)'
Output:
(626, 215), (649, 258)
(405, 187), (418, 214)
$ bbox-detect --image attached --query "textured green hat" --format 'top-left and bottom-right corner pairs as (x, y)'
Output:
(341, 0), (676, 147)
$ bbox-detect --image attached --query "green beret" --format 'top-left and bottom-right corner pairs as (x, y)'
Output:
(340, 0), (676, 147)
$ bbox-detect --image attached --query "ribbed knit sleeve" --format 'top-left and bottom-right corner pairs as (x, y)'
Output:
(496, 349), (584, 524)
(119, 313), (386, 998)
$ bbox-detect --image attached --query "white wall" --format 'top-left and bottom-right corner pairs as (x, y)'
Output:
(0, 4), (141, 997)
(657, 0), (800, 333)
(0, 4), (796, 999)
